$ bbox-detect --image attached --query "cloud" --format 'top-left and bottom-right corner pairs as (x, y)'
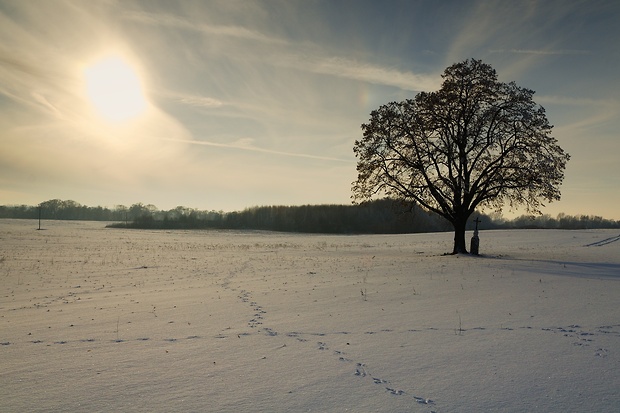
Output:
(278, 54), (440, 92)
(122, 10), (287, 45)
(163, 137), (354, 163)
(538, 95), (619, 131)
(0, 52), (49, 80)
(171, 94), (225, 108)
(555, 109), (618, 135)
(537, 95), (617, 107)
(0, 49), (71, 112)
(122, 9), (437, 93)
(489, 49), (591, 56)
(30, 92), (64, 118)
(443, 1), (594, 68)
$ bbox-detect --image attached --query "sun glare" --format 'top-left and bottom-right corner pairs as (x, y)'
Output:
(84, 55), (147, 122)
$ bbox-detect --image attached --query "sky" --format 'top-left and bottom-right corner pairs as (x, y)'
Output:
(1, 0), (619, 219)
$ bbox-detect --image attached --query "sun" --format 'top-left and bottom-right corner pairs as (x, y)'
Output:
(84, 54), (148, 122)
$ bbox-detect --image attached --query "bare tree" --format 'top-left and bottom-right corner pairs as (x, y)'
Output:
(352, 59), (570, 253)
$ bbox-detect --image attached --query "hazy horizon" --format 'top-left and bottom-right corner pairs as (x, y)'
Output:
(1, 1), (619, 219)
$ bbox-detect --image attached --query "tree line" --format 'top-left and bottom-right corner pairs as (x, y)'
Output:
(1, 198), (618, 232)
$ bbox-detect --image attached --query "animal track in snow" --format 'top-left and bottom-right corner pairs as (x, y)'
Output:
(221, 277), (437, 408)
(354, 363), (367, 377)
(263, 327), (278, 337)
(386, 387), (405, 395)
(541, 324), (620, 354)
(352, 360), (433, 404)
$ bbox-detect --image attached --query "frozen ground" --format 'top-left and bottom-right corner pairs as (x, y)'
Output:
(1, 219), (619, 412)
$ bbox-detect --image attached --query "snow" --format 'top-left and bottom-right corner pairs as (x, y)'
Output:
(1, 219), (619, 412)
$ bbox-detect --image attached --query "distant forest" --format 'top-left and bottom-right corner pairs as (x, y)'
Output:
(1, 198), (619, 233)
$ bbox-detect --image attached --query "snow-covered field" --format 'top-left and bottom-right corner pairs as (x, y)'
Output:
(1, 219), (619, 412)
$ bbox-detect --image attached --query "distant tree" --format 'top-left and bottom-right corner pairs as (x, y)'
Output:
(40, 199), (63, 219)
(128, 203), (151, 220)
(352, 59), (570, 253)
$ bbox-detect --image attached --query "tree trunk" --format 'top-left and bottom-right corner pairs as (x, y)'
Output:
(452, 218), (468, 254)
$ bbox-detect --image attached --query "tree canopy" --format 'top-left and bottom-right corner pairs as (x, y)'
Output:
(352, 59), (570, 253)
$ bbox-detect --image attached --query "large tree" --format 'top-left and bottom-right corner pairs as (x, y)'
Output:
(352, 59), (570, 253)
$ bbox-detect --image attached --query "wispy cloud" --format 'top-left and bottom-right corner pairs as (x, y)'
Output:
(122, 10), (287, 45)
(537, 95), (617, 107)
(31, 92), (64, 118)
(277, 54), (440, 92)
(444, 0), (595, 71)
(537, 95), (619, 129)
(123, 9), (437, 93)
(163, 137), (354, 163)
(489, 49), (591, 55)
(0, 50), (81, 124)
(161, 92), (225, 108)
